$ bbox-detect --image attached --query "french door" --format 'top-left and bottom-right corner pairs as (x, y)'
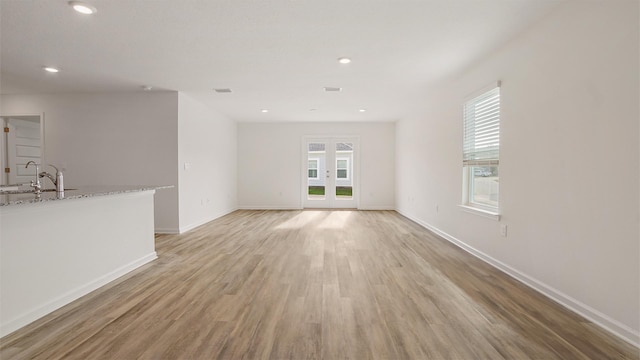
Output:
(303, 137), (358, 209)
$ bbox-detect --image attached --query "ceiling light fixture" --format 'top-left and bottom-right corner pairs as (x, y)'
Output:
(214, 88), (232, 93)
(43, 67), (60, 73)
(359, 109), (367, 112)
(261, 109), (269, 113)
(338, 57), (352, 64)
(69, 1), (97, 15)
(142, 86), (153, 91)
(323, 87), (342, 92)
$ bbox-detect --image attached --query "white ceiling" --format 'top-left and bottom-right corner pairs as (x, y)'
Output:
(0, 0), (564, 122)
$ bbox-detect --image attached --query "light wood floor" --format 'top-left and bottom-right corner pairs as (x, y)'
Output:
(1, 210), (637, 359)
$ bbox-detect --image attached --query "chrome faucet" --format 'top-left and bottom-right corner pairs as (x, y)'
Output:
(39, 164), (64, 193)
(25, 161), (42, 194)
(39, 171), (56, 186)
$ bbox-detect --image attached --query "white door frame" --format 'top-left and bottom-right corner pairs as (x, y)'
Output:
(1, 113), (45, 185)
(301, 135), (360, 209)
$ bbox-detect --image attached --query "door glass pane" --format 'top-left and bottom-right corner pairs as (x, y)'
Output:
(335, 143), (353, 199)
(308, 143), (325, 199)
(308, 159), (318, 179)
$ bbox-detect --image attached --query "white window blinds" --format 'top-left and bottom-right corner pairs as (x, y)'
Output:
(463, 86), (500, 166)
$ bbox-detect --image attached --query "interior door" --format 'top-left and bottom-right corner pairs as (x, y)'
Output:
(303, 137), (357, 209)
(4, 117), (42, 184)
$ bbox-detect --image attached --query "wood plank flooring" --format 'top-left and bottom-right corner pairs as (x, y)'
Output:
(1, 210), (638, 359)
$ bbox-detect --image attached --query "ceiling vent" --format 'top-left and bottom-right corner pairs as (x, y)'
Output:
(214, 88), (232, 93)
(323, 87), (342, 92)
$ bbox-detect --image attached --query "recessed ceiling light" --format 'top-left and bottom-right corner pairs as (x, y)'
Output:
(69, 1), (97, 15)
(214, 88), (232, 93)
(142, 86), (153, 91)
(323, 87), (342, 92)
(261, 109), (269, 113)
(309, 108), (317, 112)
(359, 109), (367, 112)
(43, 67), (59, 73)
(338, 57), (352, 64)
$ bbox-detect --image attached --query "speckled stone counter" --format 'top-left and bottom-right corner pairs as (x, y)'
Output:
(0, 185), (171, 207)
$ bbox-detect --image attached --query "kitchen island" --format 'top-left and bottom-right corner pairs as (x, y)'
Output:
(0, 186), (166, 337)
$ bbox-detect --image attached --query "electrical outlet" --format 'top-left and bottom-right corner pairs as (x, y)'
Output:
(435, 204), (439, 213)
(500, 224), (508, 237)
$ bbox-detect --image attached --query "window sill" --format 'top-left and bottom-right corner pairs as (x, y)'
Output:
(459, 205), (501, 221)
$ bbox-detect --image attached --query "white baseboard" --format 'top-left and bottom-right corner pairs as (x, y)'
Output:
(154, 228), (180, 234)
(238, 205), (301, 210)
(238, 206), (396, 211)
(396, 209), (640, 348)
(178, 207), (238, 234)
(0, 252), (157, 338)
(358, 205), (396, 210)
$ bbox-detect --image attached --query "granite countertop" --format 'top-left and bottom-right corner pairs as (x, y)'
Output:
(0, 185), (172, 207)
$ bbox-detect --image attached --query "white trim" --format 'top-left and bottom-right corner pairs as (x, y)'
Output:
(0, 252), (157, 338)
(463, 80), (502, 103)
(239, 205), (301, 210)
(358, 205), (395, 210)
(458, 204), (500, 221)
(154, 228), (180, 234)
(178, 207), (238, 234)
(396, 209), (640, 348)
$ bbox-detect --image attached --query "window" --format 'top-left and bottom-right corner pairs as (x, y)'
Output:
(308, 159), (319, 179)
(336, 158), (349, 179)
(463, 85), (500, 213)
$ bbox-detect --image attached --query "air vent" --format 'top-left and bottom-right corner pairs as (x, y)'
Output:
(214, 88), (232, 93)
(323, 87), (342, 92)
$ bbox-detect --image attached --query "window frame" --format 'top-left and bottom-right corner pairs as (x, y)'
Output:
(467, 166), (499, 209)
(461, 83), (501, 218)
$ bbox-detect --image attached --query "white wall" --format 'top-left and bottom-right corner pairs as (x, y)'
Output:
(177, 93), (237, 233)
(396, 0), (639, 345)
(238, 122), (395, 210)
(0, 93), (180, 231)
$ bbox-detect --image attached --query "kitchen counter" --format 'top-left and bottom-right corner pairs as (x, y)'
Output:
(0, 185), (172, 207)
(0, 186), (167, 337)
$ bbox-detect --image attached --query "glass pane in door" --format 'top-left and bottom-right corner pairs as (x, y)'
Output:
(335, 142), (353, 199)
(308, 143), (326, 200)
